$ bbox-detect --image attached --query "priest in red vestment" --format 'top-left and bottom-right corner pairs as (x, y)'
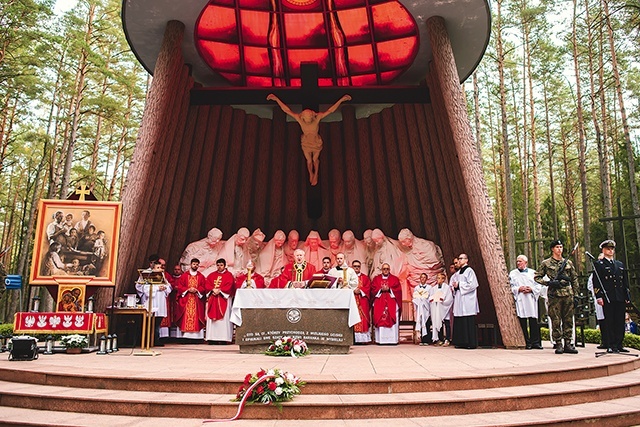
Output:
(174, 258), (206, 341)
(205, 258), (235, 343)
(280, 249), (317, 288)
(352, 260), (372, 344)
(371, 263), (402, 344)
(235, 262), (265, 289)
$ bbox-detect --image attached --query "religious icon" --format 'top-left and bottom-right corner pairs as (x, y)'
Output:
(56, 285), (86, 313)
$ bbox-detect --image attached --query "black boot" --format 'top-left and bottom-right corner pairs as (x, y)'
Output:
(563, 342), (578, 354)
(554, 342), (564, 354)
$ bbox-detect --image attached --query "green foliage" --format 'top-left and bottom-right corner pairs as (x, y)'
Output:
(0, 323), (14, 336)
(541, 327), (640, 350)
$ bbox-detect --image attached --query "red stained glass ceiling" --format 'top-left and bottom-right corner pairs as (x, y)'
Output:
(195, 0), (419, 87)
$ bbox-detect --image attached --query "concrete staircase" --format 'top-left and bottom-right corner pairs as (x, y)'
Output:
(0, 346), (639, 426)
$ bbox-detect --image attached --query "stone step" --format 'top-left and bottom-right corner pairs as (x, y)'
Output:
(1, 368), (639, 420)
(1, 395), (640, 427)
(0, 355), (636, 395)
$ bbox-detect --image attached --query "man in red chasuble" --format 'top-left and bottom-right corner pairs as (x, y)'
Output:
(352, 260), (371, 344)
(371, 262), (402, 345)
(174, 258), (206, 341)
(205, 258), (235, 343)
(280, 249), (317, 288)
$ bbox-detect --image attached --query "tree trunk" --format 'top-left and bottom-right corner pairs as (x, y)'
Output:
(586, 0), (614, 239)
(495, 0), (516, 269)
(426, 15), (524, 349)
(602, 0), (640, 251)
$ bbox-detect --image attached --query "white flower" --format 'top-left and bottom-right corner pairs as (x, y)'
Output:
(275, 387), (283, 395)
(267, 369), (275, 377)
(285, 373), (295, 382)
(293, 344), (301, 353)
(275, 339), (282, 347)
(275, 377), (284, 385)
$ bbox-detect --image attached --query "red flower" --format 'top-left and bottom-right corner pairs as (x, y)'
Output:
(256, 386), (264, 394)
(284, 345), (290, 351)
(257, 369), (266, 377)
(268, 382), (277, 391)
(244, 374), (252, 385)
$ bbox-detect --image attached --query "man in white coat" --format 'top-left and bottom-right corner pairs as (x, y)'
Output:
(451, 254), (479, 349)
(509, 255), (542, 349)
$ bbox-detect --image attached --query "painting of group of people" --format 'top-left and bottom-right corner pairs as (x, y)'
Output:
(30, 200), (122, 286)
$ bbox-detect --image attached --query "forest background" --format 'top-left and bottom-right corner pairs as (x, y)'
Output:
(0, 0), (638, 321)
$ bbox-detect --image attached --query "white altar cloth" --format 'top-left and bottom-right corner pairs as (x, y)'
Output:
(231, 288), (361, 327)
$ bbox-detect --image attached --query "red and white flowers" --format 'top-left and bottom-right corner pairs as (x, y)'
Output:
(265, 336), (309, 357)
(233, 368), (305, 406)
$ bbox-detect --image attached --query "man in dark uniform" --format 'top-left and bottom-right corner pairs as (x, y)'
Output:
(534, 240), (580, 354)
(592, 239), (631, 353)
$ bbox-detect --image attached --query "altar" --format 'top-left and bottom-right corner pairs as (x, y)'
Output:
(231, 288), (361, 354)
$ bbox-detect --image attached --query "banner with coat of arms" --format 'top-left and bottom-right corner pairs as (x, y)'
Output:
(13, 312), (107, 334)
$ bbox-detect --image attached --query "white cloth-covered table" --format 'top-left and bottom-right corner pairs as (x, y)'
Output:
(231, 288), (361, 327)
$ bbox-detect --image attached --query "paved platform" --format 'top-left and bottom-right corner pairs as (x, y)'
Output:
(0, 342), (630, 383)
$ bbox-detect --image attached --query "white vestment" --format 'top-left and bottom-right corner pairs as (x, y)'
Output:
(412, 284), (431, 337)
(328, 265), (358, 289)
(452, 266), (480, 317)
(587, 274), (604, 321)
(205, 291), (234, 342)
(429, 282), (454, 341)
(509, 268), (541, 318)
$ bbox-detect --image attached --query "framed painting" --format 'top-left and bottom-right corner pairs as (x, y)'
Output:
(56, 284), (86, 312)
(29, 199), (122, 286)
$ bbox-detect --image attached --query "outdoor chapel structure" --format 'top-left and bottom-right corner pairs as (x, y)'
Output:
(116, 0), (525, 347)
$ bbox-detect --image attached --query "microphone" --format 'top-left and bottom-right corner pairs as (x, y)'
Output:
(585, 251), (595, 260)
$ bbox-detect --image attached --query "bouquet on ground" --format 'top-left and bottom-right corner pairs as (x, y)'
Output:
(60, 334), (88, 349)
(233, 368), (305, 406)
(265, 336), (309, 357)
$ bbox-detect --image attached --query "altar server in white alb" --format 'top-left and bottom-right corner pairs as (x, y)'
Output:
(451, 254), (479, 349)
(136, 260), (172, 346)
(328, 253), (358, 289)
(412, 273), (431, 344)
(509, 255), (542, 349)
(429, 272), (453, 345)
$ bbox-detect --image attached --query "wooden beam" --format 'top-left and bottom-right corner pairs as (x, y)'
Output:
(190, 86), (430, 106)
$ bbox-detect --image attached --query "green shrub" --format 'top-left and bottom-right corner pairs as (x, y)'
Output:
(0, 323), (13, 336)
(541, 326), (640, 350)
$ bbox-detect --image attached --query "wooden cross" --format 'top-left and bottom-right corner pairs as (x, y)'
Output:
(75, 185), (91, 201)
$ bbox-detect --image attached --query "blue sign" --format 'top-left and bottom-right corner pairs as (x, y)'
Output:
(5, 275), (22, 290)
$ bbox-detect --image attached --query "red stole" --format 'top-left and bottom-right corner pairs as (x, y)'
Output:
(354, 274), (371, 333)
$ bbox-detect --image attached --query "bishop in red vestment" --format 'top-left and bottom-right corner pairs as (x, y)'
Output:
(280, 249), (317, 288)
(371, 263), (402, 344)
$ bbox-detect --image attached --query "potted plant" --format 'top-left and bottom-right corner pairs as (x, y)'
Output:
(60, 334), (88, 354)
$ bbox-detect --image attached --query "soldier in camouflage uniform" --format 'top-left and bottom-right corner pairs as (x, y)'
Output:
(534, 240), (580, 354)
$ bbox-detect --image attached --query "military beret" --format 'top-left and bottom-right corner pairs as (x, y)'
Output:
(549, 239), (563, 249)
(599, 239), (616, 249)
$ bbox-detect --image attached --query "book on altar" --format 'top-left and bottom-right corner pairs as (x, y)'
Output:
(138, 269), (164, 284)
(308, 274), (336, 289)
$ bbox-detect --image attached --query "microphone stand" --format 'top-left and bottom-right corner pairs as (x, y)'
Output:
(586, 252), (638, 358)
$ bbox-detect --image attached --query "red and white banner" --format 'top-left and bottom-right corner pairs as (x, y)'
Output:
(14, 312), (107, 334)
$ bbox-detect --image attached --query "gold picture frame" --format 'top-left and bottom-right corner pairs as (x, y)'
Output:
(56, 284), (86, 312)
(29, 199), (122, 287)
